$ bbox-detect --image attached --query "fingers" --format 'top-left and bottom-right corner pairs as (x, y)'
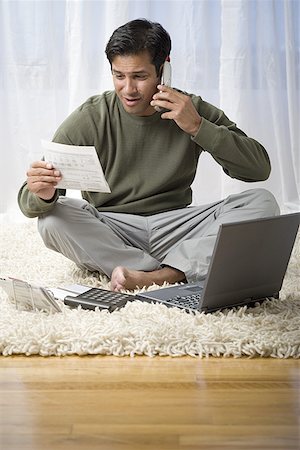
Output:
(151, 85), (176, 109)
(26, 160), (62, 196)
(157, 84), (171, 93)
(152, 86), (202, 136)
(151, 85), (190, 115)
(27, 161), (61, 179)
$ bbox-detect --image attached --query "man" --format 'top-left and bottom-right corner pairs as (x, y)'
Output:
(18, 19), (279, 291)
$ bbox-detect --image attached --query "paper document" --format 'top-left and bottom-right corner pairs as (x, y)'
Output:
(0, 277), (61, 313)
(0, 278), (91, 311)
(41, 140), (111, 192)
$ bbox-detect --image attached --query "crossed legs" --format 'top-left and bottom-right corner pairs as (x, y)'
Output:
(38, 189), (280, 291)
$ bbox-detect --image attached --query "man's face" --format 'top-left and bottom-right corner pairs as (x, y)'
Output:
(111, 51), (160, 116)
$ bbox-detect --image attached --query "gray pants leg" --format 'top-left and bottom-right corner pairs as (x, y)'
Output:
(38, 188), (280, 281)
(38, 197), (161, 277)
(155, 188), (280, 281)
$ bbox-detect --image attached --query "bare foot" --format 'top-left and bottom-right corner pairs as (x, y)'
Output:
(110, 266), (185, 292)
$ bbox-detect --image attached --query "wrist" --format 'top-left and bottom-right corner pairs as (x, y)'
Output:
(36, 190), (57, 202)
(190, 117), (202, 137)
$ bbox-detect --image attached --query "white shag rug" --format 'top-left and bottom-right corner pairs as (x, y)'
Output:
(0, 219), (299, 358)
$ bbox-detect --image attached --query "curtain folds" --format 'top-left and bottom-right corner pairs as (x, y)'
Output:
(0, 0), (299, 221)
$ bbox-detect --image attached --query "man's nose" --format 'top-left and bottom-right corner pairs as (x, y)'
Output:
(123, 78), (137, 94)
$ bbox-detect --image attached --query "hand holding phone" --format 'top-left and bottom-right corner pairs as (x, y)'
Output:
(152, 64), (202, 136)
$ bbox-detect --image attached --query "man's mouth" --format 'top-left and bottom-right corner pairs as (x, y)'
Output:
(123, 97), (141, 106)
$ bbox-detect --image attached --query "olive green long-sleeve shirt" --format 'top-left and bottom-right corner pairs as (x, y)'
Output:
(18, 90), (271, 218)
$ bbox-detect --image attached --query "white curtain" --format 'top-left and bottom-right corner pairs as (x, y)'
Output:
(0, 0), (299, 222)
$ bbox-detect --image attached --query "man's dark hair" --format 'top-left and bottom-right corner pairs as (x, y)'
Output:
(105, 19), (171, 75)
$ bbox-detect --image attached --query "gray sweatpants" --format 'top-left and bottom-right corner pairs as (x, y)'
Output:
(38, 188), (280, 282)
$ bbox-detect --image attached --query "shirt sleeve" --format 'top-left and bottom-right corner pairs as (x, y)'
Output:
(17, 182), (64, 218)
(16, 110), (86, 218)
(191, 96), (271, 182)
(17, 98), (97, 218)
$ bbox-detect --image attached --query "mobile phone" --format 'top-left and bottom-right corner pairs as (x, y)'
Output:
(154, 61), (172, 112)
(161, 60), (172, 87)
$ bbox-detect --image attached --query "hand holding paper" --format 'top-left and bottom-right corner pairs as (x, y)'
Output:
(41, 140), (111, 192)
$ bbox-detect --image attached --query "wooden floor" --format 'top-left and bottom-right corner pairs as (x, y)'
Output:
(0, 356), (299, 450)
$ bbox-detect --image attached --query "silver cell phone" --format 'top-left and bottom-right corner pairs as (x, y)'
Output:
(154, 61), (172, 112)
(161, 60), (172, 87)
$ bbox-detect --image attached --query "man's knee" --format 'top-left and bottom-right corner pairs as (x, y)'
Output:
(220, 188), (280, 224)
(38, 197), (95, 242)
(248, 188), (280, 216)
(37, 199), (71, 246)
(38, 212), (62, 248)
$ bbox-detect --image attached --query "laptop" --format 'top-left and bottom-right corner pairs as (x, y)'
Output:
(64, 213), (299, 313)
(136, 213), (300, 313)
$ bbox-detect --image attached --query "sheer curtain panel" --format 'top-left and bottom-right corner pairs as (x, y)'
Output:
(0, 0), (299, 222)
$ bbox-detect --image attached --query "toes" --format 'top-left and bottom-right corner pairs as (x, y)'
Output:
(110, 266), (127, 291)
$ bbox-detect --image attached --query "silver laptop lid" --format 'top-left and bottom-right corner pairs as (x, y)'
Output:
(201, 213), (300, 312)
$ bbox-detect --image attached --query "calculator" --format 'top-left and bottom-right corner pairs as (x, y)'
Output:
(64, 287), (136, 312)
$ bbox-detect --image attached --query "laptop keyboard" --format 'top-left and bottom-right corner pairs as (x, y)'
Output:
(164, 293), (203, 310)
